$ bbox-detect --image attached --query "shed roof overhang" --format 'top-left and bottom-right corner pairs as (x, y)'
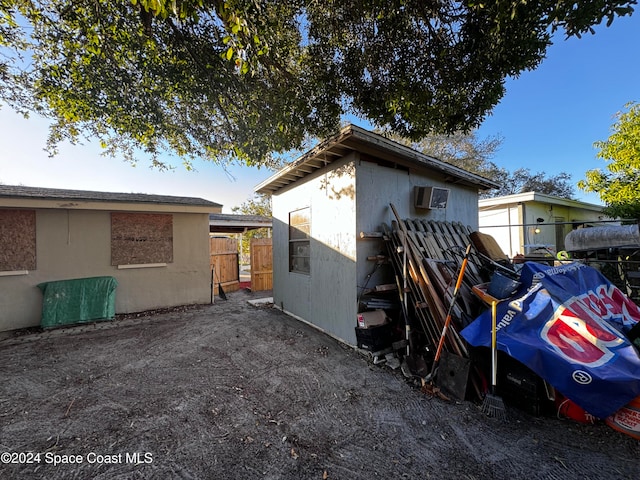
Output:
(209, 213), (272, 234)
(255, 124), (499, 195)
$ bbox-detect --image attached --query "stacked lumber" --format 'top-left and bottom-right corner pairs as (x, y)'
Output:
(384, 204), (488, 387)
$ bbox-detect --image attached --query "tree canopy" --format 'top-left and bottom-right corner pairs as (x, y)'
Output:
(232, 193), (272, 217)
(0, 0), (635, 168)
(383, 130), (575, 199)
(579, 102), (640, 219)
(381, 130), (505, 180)
(232, 193), (272, 261)
(490, 168), (575, 199)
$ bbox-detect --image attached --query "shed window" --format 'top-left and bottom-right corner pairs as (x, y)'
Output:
(0, 209), (36, 271)
(111, 213), (173, 266)
(289, 207), (310, 274)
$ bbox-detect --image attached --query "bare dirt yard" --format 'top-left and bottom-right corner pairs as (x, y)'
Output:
(1, 289), (638, 480)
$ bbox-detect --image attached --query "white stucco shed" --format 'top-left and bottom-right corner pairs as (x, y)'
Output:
(0, 185), (221, 332)
(255, 125), (498, 346)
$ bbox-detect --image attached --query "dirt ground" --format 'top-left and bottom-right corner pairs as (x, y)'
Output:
(1, 289), (638, 480)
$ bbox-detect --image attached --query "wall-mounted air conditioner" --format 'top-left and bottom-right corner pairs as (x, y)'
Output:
(414, 186), (450, 209)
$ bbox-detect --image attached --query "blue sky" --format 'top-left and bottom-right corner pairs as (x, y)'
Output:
(476, 13), (639, 205)
(1, 12), (638, 212)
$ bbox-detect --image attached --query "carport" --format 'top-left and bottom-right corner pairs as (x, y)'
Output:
(209, 213), (272, 235)
(209, 213), (272, 293)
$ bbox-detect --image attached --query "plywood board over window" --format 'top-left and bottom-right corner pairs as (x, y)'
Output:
(111, 213), (173, 266)
(0, 209), (36, 271)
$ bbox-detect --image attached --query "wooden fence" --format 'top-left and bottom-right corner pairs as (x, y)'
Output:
(250, 238), (273, 291)
(210, 237), (240, 294)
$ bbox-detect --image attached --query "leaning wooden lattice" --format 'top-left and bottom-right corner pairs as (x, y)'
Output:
(385, 204), (485, 399)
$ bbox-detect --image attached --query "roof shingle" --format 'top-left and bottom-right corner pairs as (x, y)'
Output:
(0, 185), (221, 208)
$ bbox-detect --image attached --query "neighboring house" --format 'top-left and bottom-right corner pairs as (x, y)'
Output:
(478, 192), (608, 258)
(255, 124), (498, 347)
(0, 185), (221, 332)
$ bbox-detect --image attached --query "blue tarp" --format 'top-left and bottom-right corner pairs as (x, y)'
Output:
(461, 262), (640, 419)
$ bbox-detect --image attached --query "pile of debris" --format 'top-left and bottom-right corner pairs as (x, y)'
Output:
(356, 204), (640, 440)
(357, 205), (499, 397)
(565, 223), (640, 303)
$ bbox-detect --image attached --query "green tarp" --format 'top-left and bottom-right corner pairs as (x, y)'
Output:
(38, 276), (118, 328)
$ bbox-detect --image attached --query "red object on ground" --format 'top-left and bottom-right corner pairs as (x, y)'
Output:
(556, 394), (598, 425)
(606, 396), (640, 440)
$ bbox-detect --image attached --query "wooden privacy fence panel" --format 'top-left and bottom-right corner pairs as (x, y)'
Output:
(251, 238), (273, 291)
(210, 237), (240, 293)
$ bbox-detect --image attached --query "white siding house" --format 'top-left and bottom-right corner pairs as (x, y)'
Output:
(478, 192), (608, 258)
(255, 125), (498, 346)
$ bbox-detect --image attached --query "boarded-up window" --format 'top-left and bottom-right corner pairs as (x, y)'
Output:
(0, 209), (36, 271)
(111, 213), (173, 265)
(289, 207), (310, 274)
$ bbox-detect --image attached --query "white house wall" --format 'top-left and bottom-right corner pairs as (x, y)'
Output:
(520, 203), (557, 253)
(355, 158), (481, 229)
(0, 209), (211, 331)
(522, 202), (605, 254)
(478, 205), (522, 257)
(479, 200), (606, 257)
(355, 159), (482, 292)
(271, 156), (359, 345)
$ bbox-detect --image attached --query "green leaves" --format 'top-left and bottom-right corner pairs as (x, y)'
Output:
(494, 169), (575, 199)
(0, 0), (636, 169)
(580, 102), (640, 219)
(548, 0), (636, 37)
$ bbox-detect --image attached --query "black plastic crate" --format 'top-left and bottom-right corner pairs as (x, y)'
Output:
(627, 321), (640, 351)
(497, 353), (554, 416)
(355, 323), (393, 352)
